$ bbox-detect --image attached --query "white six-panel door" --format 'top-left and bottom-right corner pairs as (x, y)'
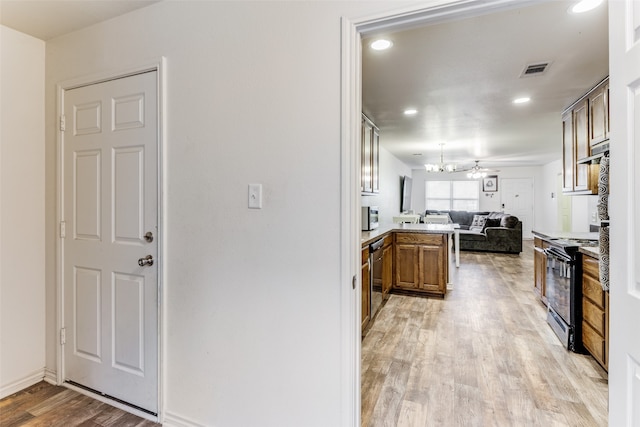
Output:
(62, 71), (158, 413)
(500, 178), (533, 239)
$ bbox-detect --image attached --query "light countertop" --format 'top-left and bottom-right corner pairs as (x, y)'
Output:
(362, 223), (454, 247)
(532, 230), (599, 241)
(579, 246), (600, 259)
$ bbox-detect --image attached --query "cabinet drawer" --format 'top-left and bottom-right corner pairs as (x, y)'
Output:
(583, 256), (600, 279)
(383, 234), (393, 247)
(583, 274), (605, 309)
(362, 247), (369, 264)
(395, 233), (444, 246)
(583, 321), (606, 367)
(583, 298), (606, 335)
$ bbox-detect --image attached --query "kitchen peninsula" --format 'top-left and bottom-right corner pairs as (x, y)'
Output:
(361, 224), (454, 334)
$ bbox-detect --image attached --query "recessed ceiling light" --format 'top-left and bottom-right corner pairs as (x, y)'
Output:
(513, 97), (531, 104)
(370, 39), (393, 51)
(570, 0), (603, 13)
(404, 109), (418, 115)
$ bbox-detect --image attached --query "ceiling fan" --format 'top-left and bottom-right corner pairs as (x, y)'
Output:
(457, 160), (500, 179)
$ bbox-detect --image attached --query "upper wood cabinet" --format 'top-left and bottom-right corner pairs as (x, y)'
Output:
(589, 79), (609, 146)
(361, 114), (380, 194)
(562, 77), (608, 195)
(573, 99), (592, 192)
(562, 111), (574, 193)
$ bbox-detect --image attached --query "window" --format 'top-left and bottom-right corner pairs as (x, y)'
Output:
(425, 180), (479, 211)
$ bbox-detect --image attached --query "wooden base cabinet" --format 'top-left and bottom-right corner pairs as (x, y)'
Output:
(393, 233), (448, 297)
(581, 254), (608, 371)
(533, 237), (548, 305)
(381, 235), (393, 298)
(362, 247), (370, 333)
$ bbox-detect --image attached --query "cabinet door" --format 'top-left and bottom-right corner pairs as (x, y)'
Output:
(573, 99), (591, 191)
(361, 118), (373, 193)
(382, 244), (392, 297)
(394, 244), (419, 290)
(362, 256), (370, 331)
(562, 111), (574, 192)
(589, 82), (608, 146)
(371, 127), (380, 193)
(418, 244), (446, 294)
(534, 246), (547, 303)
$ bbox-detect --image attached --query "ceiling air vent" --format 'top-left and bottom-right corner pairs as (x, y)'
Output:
(520, 62), (551, 77)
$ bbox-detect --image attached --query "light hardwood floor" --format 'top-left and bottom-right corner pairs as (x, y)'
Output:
(362, 240), (608, 427)
(0, 382), (160, 427)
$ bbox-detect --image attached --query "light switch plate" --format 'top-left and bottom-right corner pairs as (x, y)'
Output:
(248, 183), (262, 209)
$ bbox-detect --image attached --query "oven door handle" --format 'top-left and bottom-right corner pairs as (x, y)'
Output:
(543, 247), (573, 262)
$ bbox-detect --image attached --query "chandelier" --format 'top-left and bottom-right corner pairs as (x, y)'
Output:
(425, 144), (457, 173)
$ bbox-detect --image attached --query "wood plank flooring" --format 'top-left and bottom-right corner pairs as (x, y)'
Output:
(362, 240), (608, 427)
(0, 382), (160, 427)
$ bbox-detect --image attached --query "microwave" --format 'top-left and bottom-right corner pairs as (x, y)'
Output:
(362, 206), (379, 231)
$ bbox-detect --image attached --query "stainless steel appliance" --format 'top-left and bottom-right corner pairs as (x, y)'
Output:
(369, 238), (384, 320)
(361, 206), (379, 231)
(544, 238), (597, 352)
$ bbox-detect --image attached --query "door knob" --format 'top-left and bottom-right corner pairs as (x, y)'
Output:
(138, 255), (154, 267)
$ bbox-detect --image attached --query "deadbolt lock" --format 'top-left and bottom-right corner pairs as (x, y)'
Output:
(144, 232), (154, 243)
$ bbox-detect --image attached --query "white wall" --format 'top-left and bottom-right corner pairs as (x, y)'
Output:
(0, 26), (46, 397)
(536, 159), (599, 233)
(361, 145), (412, 226)
(43, 2), (418, 426)
(411, 162), (596, 233)
(412, 166), (544, 223)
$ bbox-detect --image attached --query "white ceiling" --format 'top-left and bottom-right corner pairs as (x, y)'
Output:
(0, 0), (607, 172)
(362, 1), (609, 170)
(0, 0), (160, 41)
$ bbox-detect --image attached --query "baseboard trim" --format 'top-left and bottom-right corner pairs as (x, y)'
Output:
(43, 368), (57, 385)
(163, 411), (208, 427)
(0, 368), (45, 399)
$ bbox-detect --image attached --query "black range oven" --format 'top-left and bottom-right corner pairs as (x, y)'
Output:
(543, 238), (597, 352)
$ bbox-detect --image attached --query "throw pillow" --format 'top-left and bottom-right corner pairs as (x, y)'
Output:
(500, 215), (519, 228)
(469, 214), (487, 232)
(482, 218), (501, 231)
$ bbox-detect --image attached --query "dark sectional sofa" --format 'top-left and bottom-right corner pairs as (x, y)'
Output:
(425, 210), (522, 254)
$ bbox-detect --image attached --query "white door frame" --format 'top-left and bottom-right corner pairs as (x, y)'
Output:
(340, 1), (559, 425)
(55, 57), (166, 421)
